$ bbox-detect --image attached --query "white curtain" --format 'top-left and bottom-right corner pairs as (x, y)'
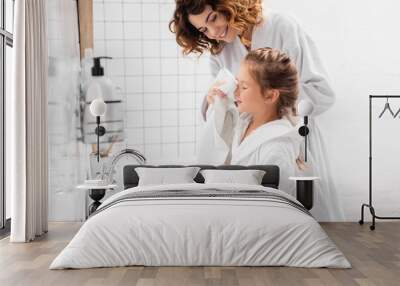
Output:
(8, 0), (49, 242)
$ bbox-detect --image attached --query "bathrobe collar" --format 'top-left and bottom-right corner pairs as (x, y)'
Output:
(232, 114), (297, 162)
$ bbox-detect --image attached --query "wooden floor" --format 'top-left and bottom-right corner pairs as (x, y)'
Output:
(0, 222), (399, 286)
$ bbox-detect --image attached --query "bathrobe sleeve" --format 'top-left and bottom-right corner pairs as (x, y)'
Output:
(197, 97), (238, 165)
(278, 14), (335, 116)
(201, 55), (222, 121)
(209, 55), (221, 78)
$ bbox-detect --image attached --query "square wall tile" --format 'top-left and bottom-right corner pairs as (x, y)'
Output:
(161, 110), (178, 126)
(144, 111), (161, 127)
(160, 3), (174, 22)
(144, 93), (161, 110)
(125, 40), (142, 57)
(161, 76), (178, 92)
(143, 58), (161, 75)
(110, 76), (125, 93)
(126, 93), (144, 110)
(179, 75), (195, 92)
(179, 93), (195, 109)
(93, 22), (105, 40)
(107, 58), (125, 76)
(179, 110), (195, 126)
(126, 111), (143, 128)
(162, 127), (178, 143)
(123, 3), (141, 21)
(126, 128), (144, 145)
(161, 40), (178, 57)
(106, 40), (124, 58)
(162, 144), (178, 158)
(94, 40), (106, 57)
(142, 3), (159, 22)
(142, 22), (160, 40)
(161, 58), (178, 75)
(160, 23), (175, 40)
(143, 76), (161, 93)
(93, 3), (104, 21)
(125, 58), (143, 76)
(144, 127), (161, 144)
(145, 144), (162, 161)
(161, 92), (178, 110)
(105, 22), (123, 39)
(142, 40), (160, 58)
(124, 22), (142, 39)
(125, 76), (143, 93)
(104, 2), (122, 21)
(179, 126), (195, 142)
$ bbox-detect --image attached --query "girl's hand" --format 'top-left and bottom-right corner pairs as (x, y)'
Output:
(206, 81), (227, 105)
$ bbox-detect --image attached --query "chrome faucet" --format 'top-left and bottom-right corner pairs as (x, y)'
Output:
(101, 148), (146, 184)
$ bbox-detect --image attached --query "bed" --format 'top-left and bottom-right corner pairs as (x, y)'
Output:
(50, 165), (350, 269)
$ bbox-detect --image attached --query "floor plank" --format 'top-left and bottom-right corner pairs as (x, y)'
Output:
(0, 222), (399, 286)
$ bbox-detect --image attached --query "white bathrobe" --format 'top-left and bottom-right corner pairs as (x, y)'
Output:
(199, 11), (344, 221)
(232, 115), (302, 196)
(198, 98), (302, 197)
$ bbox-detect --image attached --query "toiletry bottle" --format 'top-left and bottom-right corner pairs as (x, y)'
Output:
(86, 56), (116, 102)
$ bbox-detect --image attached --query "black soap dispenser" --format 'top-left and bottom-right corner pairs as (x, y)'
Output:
(86, 56), (115, 102)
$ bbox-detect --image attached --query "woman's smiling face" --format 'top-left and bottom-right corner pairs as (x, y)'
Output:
(188, 5), (238, 43)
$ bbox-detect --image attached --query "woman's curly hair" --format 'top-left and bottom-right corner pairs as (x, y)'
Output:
(169, 0), (262, 55)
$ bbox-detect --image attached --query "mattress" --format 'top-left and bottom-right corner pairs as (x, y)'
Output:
(50, 183), (350, 269)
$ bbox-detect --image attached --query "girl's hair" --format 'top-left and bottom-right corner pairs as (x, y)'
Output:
(169, 0), (262, 55)
(244, 47), (299, 117)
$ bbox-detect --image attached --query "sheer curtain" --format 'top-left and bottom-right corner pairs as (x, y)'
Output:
(8, 0), (49, 242)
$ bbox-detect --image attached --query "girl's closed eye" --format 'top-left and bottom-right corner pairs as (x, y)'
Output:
(238, 82), (247, 90)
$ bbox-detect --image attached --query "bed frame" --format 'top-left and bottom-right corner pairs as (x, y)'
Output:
(123, 165), (280, 190)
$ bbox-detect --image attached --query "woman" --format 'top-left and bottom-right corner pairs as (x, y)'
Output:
(169, 0), (344, 221)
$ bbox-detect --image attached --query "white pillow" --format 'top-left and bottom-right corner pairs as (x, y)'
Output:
(135, 167), (201, 186)
(200, 169), (266, 185)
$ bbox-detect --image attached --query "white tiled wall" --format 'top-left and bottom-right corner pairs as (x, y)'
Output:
(93, 0), (212, 164)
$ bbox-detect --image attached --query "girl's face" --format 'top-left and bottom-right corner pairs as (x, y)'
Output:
(188, 5), (238, 43)
(235, 61), (276, 115)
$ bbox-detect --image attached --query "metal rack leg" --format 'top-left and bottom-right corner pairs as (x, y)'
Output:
(369, 206), (376, 231)
(359, 204), (365, 225)
(359, 203), (376, 231)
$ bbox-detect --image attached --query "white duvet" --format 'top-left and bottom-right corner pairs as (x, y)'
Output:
(50, 183), (350, 269)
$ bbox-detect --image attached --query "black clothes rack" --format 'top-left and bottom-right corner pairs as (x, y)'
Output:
(359, 95), (400, 230)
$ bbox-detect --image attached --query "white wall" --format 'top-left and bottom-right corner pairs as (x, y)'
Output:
(266, 0), (400, 220)
(89, 0), (400, 221)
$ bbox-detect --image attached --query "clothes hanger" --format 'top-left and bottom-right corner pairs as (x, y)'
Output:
(378, 97), (395, 118)
(394, 106), (400, 118)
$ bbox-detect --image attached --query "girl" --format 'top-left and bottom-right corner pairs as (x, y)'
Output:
(200, 47), (301, 196)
